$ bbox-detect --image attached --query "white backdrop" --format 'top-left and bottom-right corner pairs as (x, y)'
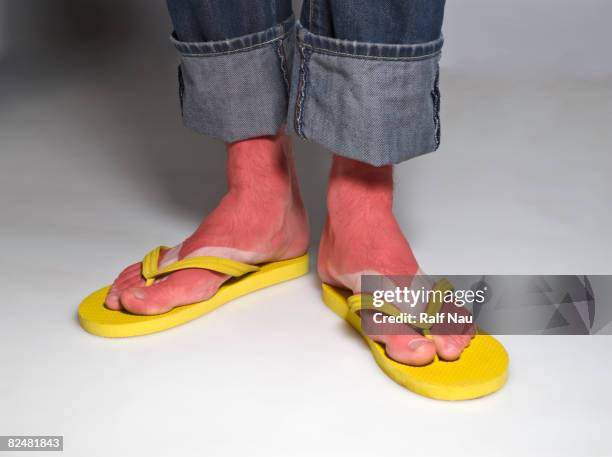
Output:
(1, 1), (611, 456)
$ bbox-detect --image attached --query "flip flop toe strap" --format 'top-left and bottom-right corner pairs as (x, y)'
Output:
(141, 246), (260, 286)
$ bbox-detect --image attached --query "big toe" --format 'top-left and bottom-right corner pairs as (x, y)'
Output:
(384, 335), (436, 366)
(119, 287), (159, 315)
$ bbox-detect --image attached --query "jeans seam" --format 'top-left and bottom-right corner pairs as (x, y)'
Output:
(172, 15), (295, 57)
(177, 30), (292, 57)
(294, 44), (313, 139)
(296, 21), (443, 60)
(301, 43), (442, 62)
(431, 65), (441, 149)
(309, 0), (315, 34)
(308, 0), (314, 30)
(275, 38), (290, 96)
(177, 64), (184, 116)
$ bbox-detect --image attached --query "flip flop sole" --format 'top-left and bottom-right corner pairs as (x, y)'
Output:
(322, 282), (509, 400)
(78, 254), (309, 338)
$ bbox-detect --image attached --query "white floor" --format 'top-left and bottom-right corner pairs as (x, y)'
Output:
(1, 6), (612, 456)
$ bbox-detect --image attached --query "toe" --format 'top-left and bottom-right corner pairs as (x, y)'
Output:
(105, 263), (145, 310)
(384, 335), (436, 366)
(119, 269), (226, 315)
(119, 287), (156, 314)
(430, 302), (476, 361)
(104, 291), (121, 310)
(108, 277), (144, 306)
(114, 263), (142, 283)
(113, 268), (143, 290)
(433, 334), (472, 361)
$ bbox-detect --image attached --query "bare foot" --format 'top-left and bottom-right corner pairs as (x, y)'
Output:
(318, 156), (474, 365)
(105, 131), (309, 315)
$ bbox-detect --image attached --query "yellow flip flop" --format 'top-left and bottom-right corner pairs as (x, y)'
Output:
(321, 282), (509, 400)
(78, 246), (309, 338)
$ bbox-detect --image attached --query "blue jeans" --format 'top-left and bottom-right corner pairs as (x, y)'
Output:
(167, 0), (446, 165)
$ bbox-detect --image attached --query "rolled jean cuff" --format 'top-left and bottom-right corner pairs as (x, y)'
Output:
(171, 15), (295, 143)
(288, 22), (443, 166)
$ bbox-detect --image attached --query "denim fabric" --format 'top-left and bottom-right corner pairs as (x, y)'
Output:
(170, 15), (294, 142)
(166, 0), (445, 165)
(167, 0), (293, 42)
(300, 0), (445, 44)
(287, 22), (442, 165)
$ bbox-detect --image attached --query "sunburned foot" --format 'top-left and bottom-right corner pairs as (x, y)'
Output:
(105, 131), (309, 315)
(318, 156), (474, 366)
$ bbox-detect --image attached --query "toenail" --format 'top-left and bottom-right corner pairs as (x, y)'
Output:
(409, 339), (429, 350)
(446, 342), (459, 352)
(131, 289), (145, 299)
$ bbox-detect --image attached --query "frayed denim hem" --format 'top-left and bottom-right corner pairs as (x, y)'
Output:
(287, 21), (442, 166)
(171, 15), (295, 143)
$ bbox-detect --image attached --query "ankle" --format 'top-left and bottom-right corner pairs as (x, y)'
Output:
(202, 131), (308, 243)
(327, 155), (394, 220)
(226, 132), (294, 199)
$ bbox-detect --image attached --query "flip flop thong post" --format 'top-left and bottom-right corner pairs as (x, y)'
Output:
(321, 282), (509, 400)
(78, 246), (309, 338)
